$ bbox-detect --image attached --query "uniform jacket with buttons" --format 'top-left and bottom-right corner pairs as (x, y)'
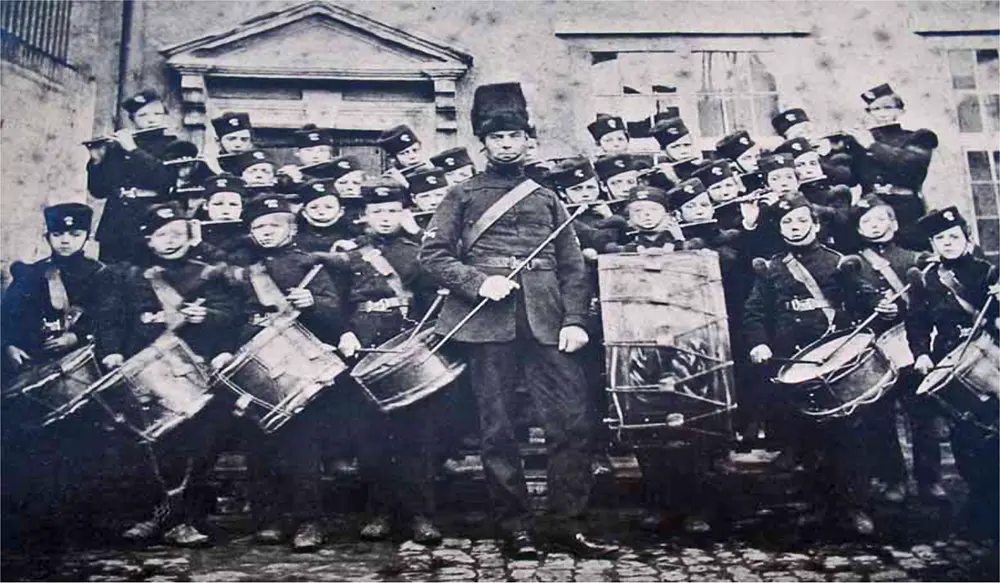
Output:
(907, 253), (998, 360)
(419, 163), (590, 345)
(106, 258), (239, 360)
(855, 124), (937, 193)
(742, 242), (875, 357)
(229, 243), (345, 345)
(857, 240), (923, 333)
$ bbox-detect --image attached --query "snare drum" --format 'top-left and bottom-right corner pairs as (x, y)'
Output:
(89, 334), (214, 443)
(774, 329), (897, 420)
(351, 326), (465, 413)
(216, 314), (347, 433)
(916, 333), (999, 432)
(2, 345), (101, 430)
(875, 323), (915, 370)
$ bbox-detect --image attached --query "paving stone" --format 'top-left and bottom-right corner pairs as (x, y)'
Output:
(434, 566), (478, 581)
(432, 548), (476, 565)
(689, 573), (727, 583)
(534, 569), (573, 581)
(441, 538), (473, 550)
(145, 577), (180, 582)
(822, 556), (851, 571)
(897, 558), (925, 572)
(191, 571), (255, 582)
(510, 560), (540, 569)
(681, 555), (714, 566)
(762, 572), (800, 582)
(658, 569), (689, 581)
(577, 559), (614, 570)
(869, 569), (909, 582)
(510, 569), (537, 581)
(478, 569), (506, 582)
(86, 577), (130, 582)
(830, 573), (858, 582)
(791, 569), (826, 581)
(399, 540), (428, 553)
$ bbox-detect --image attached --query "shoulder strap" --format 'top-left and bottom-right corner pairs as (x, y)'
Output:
(248, 263), (290, 311)
(860, 248), (909, 304)
(360, 246), (412, 302)
(462, 179), (540, 254)
(45, 267), (69, 312)
(143, 267), (189, 330)
(937, 266), (978, 317)
(782, 252), (836, 330)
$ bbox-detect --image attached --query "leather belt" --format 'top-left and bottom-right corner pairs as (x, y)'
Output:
(785, 298), (832, 312)
(360, 297), (409, 313)
(473, 256), (556, 271)
(120, 187), (159, 199)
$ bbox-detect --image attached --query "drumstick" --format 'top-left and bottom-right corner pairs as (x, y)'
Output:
(770, 357), (825, 366)
(355, 347), (405, 354)
(291, 264), (324, 292)
(406, 289), (450, 343)
(426, 204), (589, 356)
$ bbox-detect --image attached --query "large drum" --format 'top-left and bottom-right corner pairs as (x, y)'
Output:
(598, 251), (736, 444)
(89, 334), (215, 442)
(774, 329), (897, 419)
(351, 325), (465, 413)
(215, 314), (347, 433)
(1, 345), (101, 430)
(916, 332), (999, 433)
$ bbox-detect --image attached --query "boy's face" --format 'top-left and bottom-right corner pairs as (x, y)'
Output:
(334, 170), (364, 198)
(679, 192), (715, 223)
(779, 207), (817, 245)
(867, 95), (903, 125)
(857, 206), (896, 242)
(395, 142), (423, 167)
(303, 195), (343, 224)
(628, 200), (667, 231)
(931, 225), (970, 260)
(250, 213), (296, 248)
(242, 162), (276, 187)
(412, 187), (449, 213)
(147, 220), (191, 260)
(606, 171), (639, 200)
(297, 144), (334, 166)
(365, 201), (405, 235)
(47, 230), (89, 257)
(523, 136), (540, 163)
(735, 146), (760, 173)
(564, 177), (601, 204)
(483, 130), (529, 164)
(767, 167), (799, 195)
(131, 102), (167, 130)
(445, 165), (476, 185)
(598, 131), (629, 154)
(664, 135), (697, 163)
(206, 191), (243, 222)
(794, 152), (825, 182)
(219, 130), (252, 153)
(707, 177), (742, 203)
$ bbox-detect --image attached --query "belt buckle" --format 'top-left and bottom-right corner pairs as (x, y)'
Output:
(790, 298), (803, 311)
(513, 256), (528, 270)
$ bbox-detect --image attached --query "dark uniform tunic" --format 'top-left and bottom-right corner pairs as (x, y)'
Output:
(854, 124), (938, 250)
(907, 253), (998, 517)
(420, 161), (593, 535)
(798, 179), (855, 252)
(87, 133), (177, 264)
(294, 217), (356, 253)
(614, 229), (683, 254)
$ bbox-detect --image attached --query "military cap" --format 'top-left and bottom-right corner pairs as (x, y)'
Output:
(758, 152), (796, 175)
(211, 112), (252, 138)
(44, 203), (93, 234)
(715, 130), (755, 161)
(640, 168), (677, 192)
(471, 82), (532, 137)
(377, 124), (420, 154)
(588, 114), (627, 142)
(430, 147), (474, 171)
(233, 150), (275, 175)
(773, 193), (813, 220)
(771, 108), (810, 136)
(849, 193), (892, 226)
(918, 206), (967, 238)
(773, 137), (814, 159)
(203, 174), (248, 199)
(861, 83), (896, 105)
(298, 179), (340, 205)
(691, 159), (735, 188)
(668, 178), (709, 208)
(139, 203), (186, 236)
(361, 178), (407, 205)
(548, 158), (597, 190)
(307, 155), (362, 181)
(594, 154), (638, 181)
(651, 117), (690, 148)
(244, 194), (293, 223)
(627, 185), (670, 209)
(408, 168), (449, 195)
(294, 126), (333, 149)
(122, 89), (162, 114)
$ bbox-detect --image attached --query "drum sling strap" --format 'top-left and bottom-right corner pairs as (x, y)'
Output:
(248, 263), (292, 313)
(144, 266), (206, 331)
(462, 179), (540, 255)
(937, 266), (979, 317)
(860, 248), (909, 305)
(359, 247), (413, 309)
(44, 267), (71, 335)
(782, 253), (836, 331)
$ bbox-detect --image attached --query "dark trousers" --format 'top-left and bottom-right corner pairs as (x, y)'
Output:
(461, 335), (593, 535)
(635, 442), (721, 518)
(865, 368), (942, 487)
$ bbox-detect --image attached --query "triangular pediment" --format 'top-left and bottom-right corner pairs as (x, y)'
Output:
(162, 0), (472, 79)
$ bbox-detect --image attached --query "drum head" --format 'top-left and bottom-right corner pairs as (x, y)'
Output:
(776, 331), (875, 386)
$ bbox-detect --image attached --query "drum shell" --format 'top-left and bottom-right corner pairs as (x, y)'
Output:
(2, 345), (101, 430)
(875, 323), (915, 370)
(953, 333), (1000, 398)
(218, 315), (347, 433)
(92, 335), (214, 442)
(351, 326), (465, 413)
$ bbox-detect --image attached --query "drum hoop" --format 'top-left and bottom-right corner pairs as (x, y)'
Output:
(775, 331), (877, 386)
(800, 369), (897, 419)
(352, 327), (436, 379)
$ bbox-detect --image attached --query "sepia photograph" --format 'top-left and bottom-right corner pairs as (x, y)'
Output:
(0, 0), (998, 580)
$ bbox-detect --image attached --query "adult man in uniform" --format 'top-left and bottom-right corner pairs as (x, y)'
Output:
(420, 82), (618, 559)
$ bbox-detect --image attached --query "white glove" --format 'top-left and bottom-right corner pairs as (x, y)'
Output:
(286, 288), (314, 309)
(338, 332), (362, 358)
(6, 345), (31, 368)
(740, 201), (761, 230)
(210, 352), (234, 371)
(102, 353), (125, 370)
(478, 276), (519, 301)
(112, 129), (137, 152)
(914, 354), (934, 376)
(558, 325), (590, 353)
(874, 297), (899, 319)
(750, 344), (773, 364)
(181, 302), (208, 324)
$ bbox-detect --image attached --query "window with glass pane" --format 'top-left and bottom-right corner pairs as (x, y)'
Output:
(695, 52), (778, 139)
(948, 49), (1000, 134)
(966, 150), (1000, 259)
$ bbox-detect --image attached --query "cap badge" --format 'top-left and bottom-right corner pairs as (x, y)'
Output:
(711, 166), (723, 176)
(253, 151), (265, 159)
(574, 169), (585, 178)
(667, 127), (680, 135)
(337, 160), (351, 170)
(857, 199), (870, 209)
(64, 217), (74, 226)
(607, 119), (617, 129)
(637, 191), (648, 199)
(684, 185), (695, 194)
(792, 142), (803, 151)
(400, 134), (411, 143)
(375, 187), (391, 197)
(216, 179), (228, 188)
(308, 133), (319, 141)
(134, 95), (146, 104)
(785, 113), (797, 121)
(313, 184), (325, 192)
(614, 159), (625, 168)
(739, 137), (750, 145)
(156, 208), (175, 219)
(229, 118), (240, 127)
(445, 157), (455, 166)
(265, 199), (279, 208)
(863, 91), (875, 100)
(427, 176), (438, 185)
(943, 210), (955, 221)
(779, 201), (790, 210)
